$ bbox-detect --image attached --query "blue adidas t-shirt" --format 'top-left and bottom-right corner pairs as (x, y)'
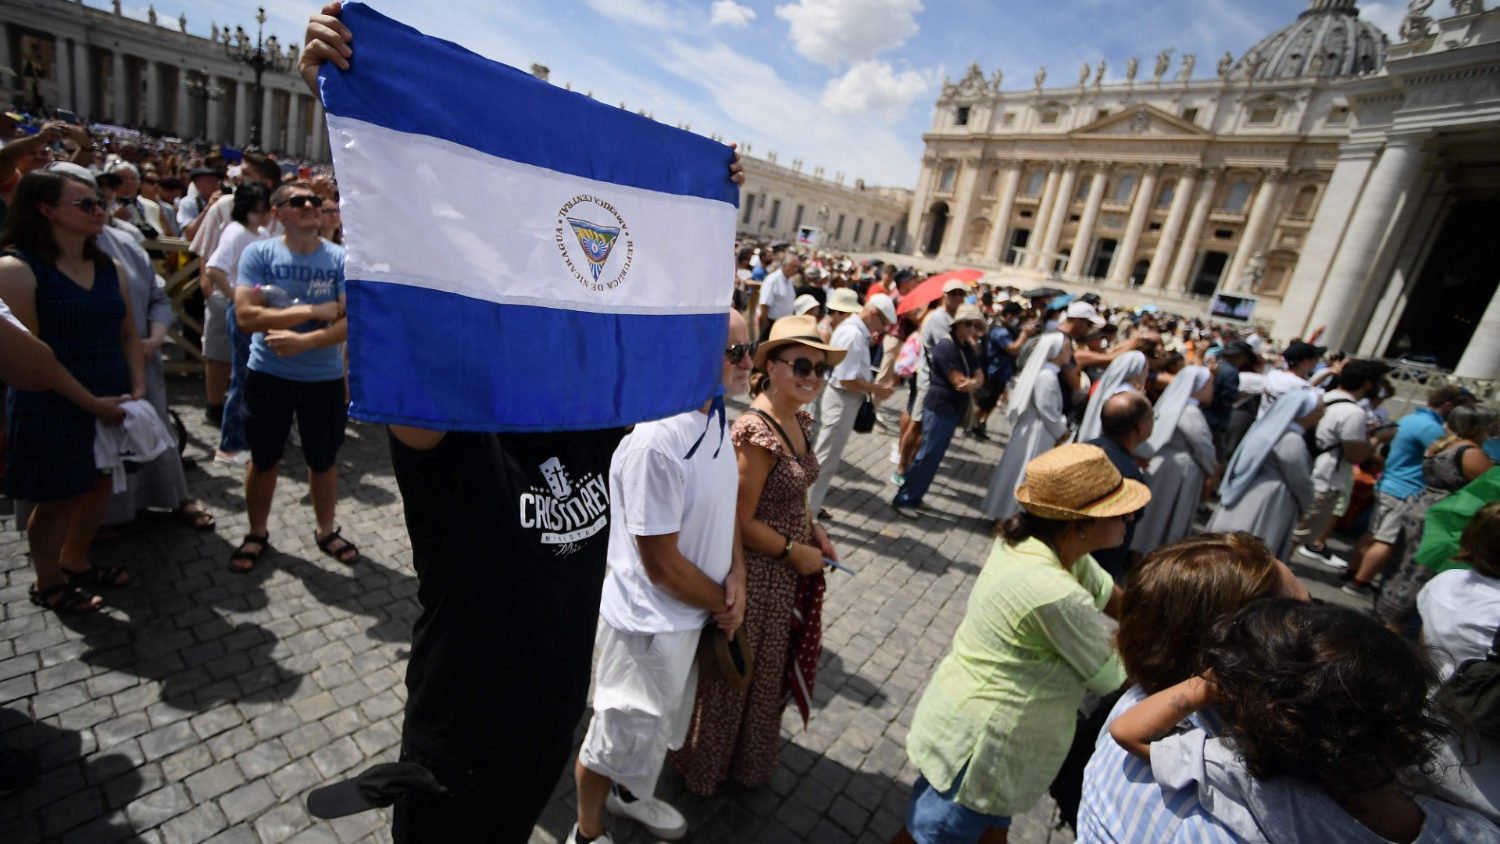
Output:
(236, 238), (346, 382)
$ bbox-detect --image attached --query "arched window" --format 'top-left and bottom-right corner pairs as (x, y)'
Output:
(1291, 185), (1319, 218)
(1110, 173), (1137, 203)
(1223, 179), (1253, 213)
(939, 165), (957, 192)
(1023, 169), (1047, 197)
(1156, 180), (1176, 209)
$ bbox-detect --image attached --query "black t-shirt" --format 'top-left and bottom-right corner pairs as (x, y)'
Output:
(924, 336), (981, 417)
(390, 427), (627, 763)
(1086, 435), (1148, 582)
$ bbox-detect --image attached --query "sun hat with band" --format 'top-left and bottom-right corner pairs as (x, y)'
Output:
(753, 314), (847, 370)
(1015, 443), (1151, 520)
(827, 287), (862, 314)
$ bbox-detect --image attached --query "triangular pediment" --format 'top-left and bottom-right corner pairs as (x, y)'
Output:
(1071, 104), (1212, 138)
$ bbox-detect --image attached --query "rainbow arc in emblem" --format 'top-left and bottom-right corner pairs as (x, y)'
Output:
(566, 218), (623, 282)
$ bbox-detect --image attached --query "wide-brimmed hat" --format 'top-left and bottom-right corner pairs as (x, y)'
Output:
(952, 304), (986, 325)
(697, 626), (754, 692)
(753, 314), (847, 370)
(827, 287), (861, 314)
(1015, 444), (1151, 520)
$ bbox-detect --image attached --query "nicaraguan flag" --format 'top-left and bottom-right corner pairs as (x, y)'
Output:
(317, 3), (737, 431)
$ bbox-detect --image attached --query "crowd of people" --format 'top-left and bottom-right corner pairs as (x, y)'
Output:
(1, 3), (1499, 842)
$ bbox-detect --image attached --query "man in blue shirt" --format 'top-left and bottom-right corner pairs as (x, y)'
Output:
(228, 181), (351, 572)
(1345, 384), (1471, 588)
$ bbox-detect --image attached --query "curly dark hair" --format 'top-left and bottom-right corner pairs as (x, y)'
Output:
(1203, 599), (1454, 799)
(1117, 533), (1284, 693)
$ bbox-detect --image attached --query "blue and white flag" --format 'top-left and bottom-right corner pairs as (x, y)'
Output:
(318, 3), (737, 431)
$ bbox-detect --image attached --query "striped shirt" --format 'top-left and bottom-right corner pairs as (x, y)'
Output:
(1077, 685), (1238, 844)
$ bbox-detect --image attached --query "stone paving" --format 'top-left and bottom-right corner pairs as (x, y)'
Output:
(1, 379), (1365, 843)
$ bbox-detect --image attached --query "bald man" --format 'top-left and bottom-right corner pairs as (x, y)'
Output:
(1088, 391), (1153, 582)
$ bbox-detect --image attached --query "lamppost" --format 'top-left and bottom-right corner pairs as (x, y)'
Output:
(184, 67), (220, 140)
(220, 7), (293, 148)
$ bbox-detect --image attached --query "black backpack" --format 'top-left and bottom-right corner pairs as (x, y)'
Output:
(1303, 396), (1355, 462)
(1446, 623), (1500, 742)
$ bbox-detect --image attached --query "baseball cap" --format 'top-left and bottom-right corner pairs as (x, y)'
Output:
(1065, 301), (1107, 327)
(307, 762), (448, 819)
(1282, 340), (1327, 364)
(867, 293), (897, 325)
(942, 279), (969, 295)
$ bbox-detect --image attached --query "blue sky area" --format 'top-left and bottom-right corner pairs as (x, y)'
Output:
(94, 1), (1405, 187)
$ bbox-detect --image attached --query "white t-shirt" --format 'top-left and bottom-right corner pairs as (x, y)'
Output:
(599, 409), (739, 634)
(1310, 389), (1369, 492)
(830, 315), (871, 392)
(206, 222), (270, 299)
(1257, 368), (1314, 419)
(1419, 569), (1500, 682)
(761, 269), (794, 320)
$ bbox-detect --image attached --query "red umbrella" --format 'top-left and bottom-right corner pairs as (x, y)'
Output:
(896, 269), (985, 316)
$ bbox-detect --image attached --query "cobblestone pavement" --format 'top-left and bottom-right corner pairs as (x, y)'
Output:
(2, 380), (1364, 844)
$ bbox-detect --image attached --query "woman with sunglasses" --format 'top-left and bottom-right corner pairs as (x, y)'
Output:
(671, 314), (846, 795)
(0, 169), (145, 614)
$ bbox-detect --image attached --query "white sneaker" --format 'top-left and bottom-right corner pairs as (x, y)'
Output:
(213, 450), (250, 467)
(889, 442), (900, 464)
(1298, 545), (1346, 570)
(565, 825), (614, 844)
(606, 789), (687, 840)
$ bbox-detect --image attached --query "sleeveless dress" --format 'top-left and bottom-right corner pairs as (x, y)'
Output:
(670, 409), (823, 795)
(4, 251), (128, 501)
(1374, 445), (1476, 627)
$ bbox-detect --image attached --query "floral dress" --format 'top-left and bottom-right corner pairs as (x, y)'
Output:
(670, 409), (823, 795)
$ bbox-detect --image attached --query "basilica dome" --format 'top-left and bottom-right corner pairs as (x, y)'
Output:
(1229, 0), (1387, 82)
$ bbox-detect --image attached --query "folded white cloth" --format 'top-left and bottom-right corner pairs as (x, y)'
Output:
(95, 399), (174, 493)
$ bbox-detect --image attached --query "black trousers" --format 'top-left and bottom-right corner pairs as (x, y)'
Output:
(392, 734), (574, 843)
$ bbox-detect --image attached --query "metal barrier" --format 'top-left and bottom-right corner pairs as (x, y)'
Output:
(1380, 358), (1499, 422)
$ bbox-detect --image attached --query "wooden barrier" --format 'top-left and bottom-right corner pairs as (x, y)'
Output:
(143, 237), (205, 375)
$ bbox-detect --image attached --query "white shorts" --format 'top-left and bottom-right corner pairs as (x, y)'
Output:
(578, 621), (701, 797)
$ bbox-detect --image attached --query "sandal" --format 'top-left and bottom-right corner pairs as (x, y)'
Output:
(62, 565), (132, 588)
(315, 528), (359, 564)
(172, 502), (216, 531)
(29, 583), (103, 615)
(230, 533), (270, 573)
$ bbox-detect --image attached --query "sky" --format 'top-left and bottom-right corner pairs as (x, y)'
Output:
(94, 1), (1407, 189)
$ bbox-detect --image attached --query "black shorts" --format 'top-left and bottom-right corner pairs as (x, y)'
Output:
(242, 369), (347, 472)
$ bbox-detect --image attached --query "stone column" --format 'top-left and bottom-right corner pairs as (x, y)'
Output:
(175, 66), (190, 136)
(1225, 171), (1285, 292)
(982, 162), (1022, 264)
(206, 77), (223, 141)
(72, 40), (91, 118)
(54, 37), (73, 112)
(1305, 133), (1429, 351)
(1168, 168), (1221, 292)
(939, 159), (983, 258)
(1108, 165), (1159, 285)
(905, 159), (935, 248)
(1143, 168), (1198, 289)
(1280, 146), (1379, 339)
(1454, 282), (1500, 380)
(111, 50), (126, 124)
(1037, 162), (1079, 273)
(1027, 165), (1062, 268)
(287, 94), (305, 157)
(1065, 166), (1109, 277)
(259, 84), (276, 149)
(144, 61), (160, 127)
(235, 80), (251, 146)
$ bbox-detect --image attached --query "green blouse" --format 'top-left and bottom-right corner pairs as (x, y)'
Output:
(906, 536), (1125, 816)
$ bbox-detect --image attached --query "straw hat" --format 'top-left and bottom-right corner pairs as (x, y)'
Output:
(952, 304), (986, 325)
(1014, 444), (1151, 520)
(753, 314), (847, 370)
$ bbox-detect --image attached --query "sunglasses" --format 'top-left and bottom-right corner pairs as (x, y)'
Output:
(67, 196), (108, 213)
(279, 195), (324, 209)
(773, 356), (833, 380)
(724, 343), (754, 364)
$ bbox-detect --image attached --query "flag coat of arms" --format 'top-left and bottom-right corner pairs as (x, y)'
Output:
(317, 3), (737, 431)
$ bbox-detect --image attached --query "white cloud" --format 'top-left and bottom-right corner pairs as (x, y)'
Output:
(582, 0), (685, 31)
(820, 60), (930, 118)
(709, 0), (758, 28)
(774, 0), (923, 68)
(1359, 3), (1405, 39)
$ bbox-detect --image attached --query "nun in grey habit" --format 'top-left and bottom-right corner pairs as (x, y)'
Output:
(1206, 387), (1321, 560)
(1131, 366), (1217, 555)
(981, 332), (1070, 520)
(1073, 350), (1148, 444)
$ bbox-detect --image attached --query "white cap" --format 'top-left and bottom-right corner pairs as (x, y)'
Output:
(43, 161), (97, 187)
(827, 287), (861, 314)
(1065, 300), (1106, 326)
(867, 293), (897, 325)
(942, 279), (970, 295)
